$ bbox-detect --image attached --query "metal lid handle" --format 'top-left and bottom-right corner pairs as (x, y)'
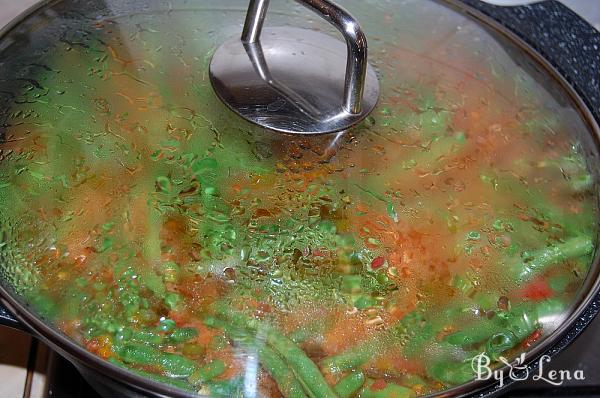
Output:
(209, 0), (379, 134)
(241, 0), (368, 114)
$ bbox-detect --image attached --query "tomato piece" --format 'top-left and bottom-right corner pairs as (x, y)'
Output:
(522, 278), (553, 301)
(371, 379), (388, 391)
(371, 256), (385, 269)
(523, 329), (542, 348)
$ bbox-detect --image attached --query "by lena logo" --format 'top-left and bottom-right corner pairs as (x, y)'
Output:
(471, 352), (585, 387)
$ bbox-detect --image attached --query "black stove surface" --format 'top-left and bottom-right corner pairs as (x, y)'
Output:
(45, 352), (102, 398)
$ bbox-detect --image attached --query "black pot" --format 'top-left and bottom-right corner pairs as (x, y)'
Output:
(0, 1), (599, 397)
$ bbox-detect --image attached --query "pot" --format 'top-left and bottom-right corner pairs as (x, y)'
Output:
(0, 0), (599, 397)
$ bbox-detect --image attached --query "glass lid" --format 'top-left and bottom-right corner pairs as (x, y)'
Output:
(0, 0), (598, 397)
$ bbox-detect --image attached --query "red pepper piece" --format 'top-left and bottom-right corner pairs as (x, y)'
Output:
(371, 256), (385, 269)
(523, 278), (553, 301)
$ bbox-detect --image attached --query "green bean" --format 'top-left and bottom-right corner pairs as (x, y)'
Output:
(508, 236), (594, 281)
(266, 329), (337, 398)
(114, 328), (164, 345)
(142, 205), (163, 265)
(168, 327), (199, 343)
(341, 275), (363, 294)
(486, 330), (520, 359)
(321, 308), (427, 373)
(358, 379), (415, 398)
(117, 342), (159, 364)
(288, 327), (317, 344)
(188, 360), (226, 386)
(117, 343), (198, 378)
(143, 271), (167, 298)
(549, 273), (572, 293)
(445, 298), (563, 359)
(287, 318), (329, 344)
(115, 326), (196, 346)
(156, 353), (199, 378)
(164, 292), (181, 310)
(258, 345), (308, 398)
(205, 316), (307, 398)
(502, 305), (537, 339)
(159, 318), (176, 332)
(426, 359), (475, 386)
(352, 295), (379, 310)
(108, 358), (191, 390)
(444, 318), (500, 346)
(160, 261), (181, 283)
(402, 299), (481, 358)
(334, 371), (365, 398)
(536, 152), (594, 193)
(322, 297), (497, 374)
(213, 304), (338, 398)
(320, 336), (379, 374)
(571, 173), (594, 192)
(402, 322), (440, 358)
(472, 292), (498, 312)
(489, 173), (593, 238)
(182, 342), (206, 358)
(485, 299), (561, 359)
(27, 292), (58, 319)
(132, 329), (163, 344)
(205, 377), (244, 398)
(452, 274), (475, 295)
(401, 374), (427, 389)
